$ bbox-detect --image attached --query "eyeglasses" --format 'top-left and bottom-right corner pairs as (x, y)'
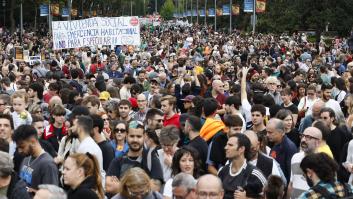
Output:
(299, 134), (320, 140)
(196, 191), (220, 199)
(127, 187), (149, 197)
(114, 128), (126, 133)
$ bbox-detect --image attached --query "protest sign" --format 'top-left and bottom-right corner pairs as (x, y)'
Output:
(15, 46), (23, 60)
(29, 56), (41, 65)
(52, 17), (141, 50)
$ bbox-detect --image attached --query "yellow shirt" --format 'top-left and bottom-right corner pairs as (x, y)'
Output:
(317, 144), (334, 159)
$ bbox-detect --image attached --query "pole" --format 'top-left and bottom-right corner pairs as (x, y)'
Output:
(191, 0), (193, 24)
(20, 1), (23, 39)
(229, 0), (232, 33)
(204, 0), (207, 26)
(196, 0), (199, 24)
(214, 0), (216, 31)
(143, 0), (145, 16)
(130, 1), (132, 16)
(49, 0), (52, 34)
(252, 0), (255, 33)
(68, 0), (72, 21)
(155, 0), (157, 14)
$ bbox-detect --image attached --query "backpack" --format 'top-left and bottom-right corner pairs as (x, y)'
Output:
(311, 183), (353, 199)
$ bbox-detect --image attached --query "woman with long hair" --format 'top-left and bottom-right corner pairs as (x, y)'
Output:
(112, 167), (163, 199)
(110, 120), (129, 158)
(275, 109), (300, 148)
(63, 153), (104, 199)
(163, 146), (202, 199)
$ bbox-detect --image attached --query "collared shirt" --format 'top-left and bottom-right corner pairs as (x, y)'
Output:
(299, 181), (353, 199)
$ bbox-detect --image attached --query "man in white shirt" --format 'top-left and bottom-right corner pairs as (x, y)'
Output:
(71, 115), (105, 183)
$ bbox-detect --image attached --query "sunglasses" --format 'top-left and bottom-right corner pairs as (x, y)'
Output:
(114, 128), (126, 133)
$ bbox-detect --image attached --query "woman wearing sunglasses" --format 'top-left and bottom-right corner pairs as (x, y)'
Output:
(110, 120), (129, 158)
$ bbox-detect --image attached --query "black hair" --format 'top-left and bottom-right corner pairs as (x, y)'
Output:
(335, 78), (347, 91)
(186, 115), (202, 131)
(300, 153), (338, 183)
(145, 108), (164, 123)
(203, 98), (218, 117)
(312, 119), (330, 141)
(13, 125), (38, 142)
(70, 68), (80, 79)
(123, 76), (136, 84)
(321, 83), (333, 91)
(264, 175), (285, 199)
(0, 138), (9, 153)
(76, 116), (94, 135)
(69, 105), (90, 122)
(229, 133), (251, 160)
(90, 114), (104, 133)
(0, 113), (14, 130)
(146, 129), (160, 146)
(319, 107), (336, 120)
(225, 95), (241, 110)
(251, 104), (266, 116)
(171, 146), (202, 178)
(224, 114), (243, 127)
(118, 99), (132, 108)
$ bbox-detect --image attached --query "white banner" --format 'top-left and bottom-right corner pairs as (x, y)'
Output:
(52, 17), (141, 50)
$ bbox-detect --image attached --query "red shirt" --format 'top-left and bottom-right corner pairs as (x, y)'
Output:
(163, 113), (180, 128)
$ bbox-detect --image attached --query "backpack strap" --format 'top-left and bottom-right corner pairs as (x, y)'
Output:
(311, 184), (336, 199)
(241, 163), (255, 188)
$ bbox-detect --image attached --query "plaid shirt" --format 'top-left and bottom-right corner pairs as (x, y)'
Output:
(299, 181), (353, 199)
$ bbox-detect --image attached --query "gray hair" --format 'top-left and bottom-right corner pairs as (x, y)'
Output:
(0, 151), (13, 177)
(270, 118), (285, 134)
(159, 126), (180, 145)
(37, 184), (67, 199)
(172, 173), (197, 190)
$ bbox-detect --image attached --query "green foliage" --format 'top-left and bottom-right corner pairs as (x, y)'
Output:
(160, 0), (175, 20)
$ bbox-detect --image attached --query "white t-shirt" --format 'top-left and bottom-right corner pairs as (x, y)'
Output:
(163, 178), (173, 198)
(290, 152), (309, 198)
(157, 149), (172, 183)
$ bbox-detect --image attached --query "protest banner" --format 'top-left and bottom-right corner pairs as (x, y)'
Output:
(244, 0), (254, 12)
(40, 4), (49, 17)
(29, 56), (42, 65)
(52, 17), (141, 50)
(223, 5), (230, 15)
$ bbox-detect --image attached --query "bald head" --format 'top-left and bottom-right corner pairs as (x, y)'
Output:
(303, 127), (322, 140)
(244, 130), (259, 146)
(196, 174), (224, 199)
(312, 100), (325, 119)
(49, 96), (63, 107)
(267, 118), (285, 134)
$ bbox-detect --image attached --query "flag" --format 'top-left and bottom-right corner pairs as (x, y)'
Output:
(216, 8), (223, 16)
(256, 0), (266, 13)
(61, 7), (69, 17)
(51, 4), (60, 16)
(232, 5), (240, 15)
(244, 0), (254, 12)
(71, 8), (78, 17)
(199, 9), (205, 17)
(208, 8), (215, 17)
(39, 4), (49, 16)
(222, 5), (230, 15)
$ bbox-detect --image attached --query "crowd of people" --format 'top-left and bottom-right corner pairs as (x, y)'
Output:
(1, 23), (353, 199)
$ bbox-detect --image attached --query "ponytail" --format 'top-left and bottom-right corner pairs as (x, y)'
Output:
(85, 152), (104, 199)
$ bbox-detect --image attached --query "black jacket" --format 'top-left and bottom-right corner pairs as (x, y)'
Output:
(7, 172), (31, 199)
(67, 176), (99, 199)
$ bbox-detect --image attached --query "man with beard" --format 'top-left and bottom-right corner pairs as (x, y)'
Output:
(321, 83), (345, 123)
(319, 107), (352, 164)
(13, 125), (59, 193)
(143, 78), (160, 106)
(244, 130), (286, 183)
(106, 120), (163, 195)
(72, 115), (105, 183)
(218, 133), (266, 199)
(134, 93), (149, 122)
(287, 127), (322, 198)
(299, 153), (353, 198)
(145, 108), (164, 133)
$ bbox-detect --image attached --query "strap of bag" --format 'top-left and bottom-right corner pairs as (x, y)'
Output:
(311, 184), (337, 199)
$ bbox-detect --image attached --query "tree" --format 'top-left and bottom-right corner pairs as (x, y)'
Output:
(160, 0), (174, 20)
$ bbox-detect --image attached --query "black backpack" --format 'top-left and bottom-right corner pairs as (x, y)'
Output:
(311, 183), (353, 199)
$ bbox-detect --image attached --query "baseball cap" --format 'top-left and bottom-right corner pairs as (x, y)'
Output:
(99, 91), (111, 101)
(181, 95), (195, 102)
